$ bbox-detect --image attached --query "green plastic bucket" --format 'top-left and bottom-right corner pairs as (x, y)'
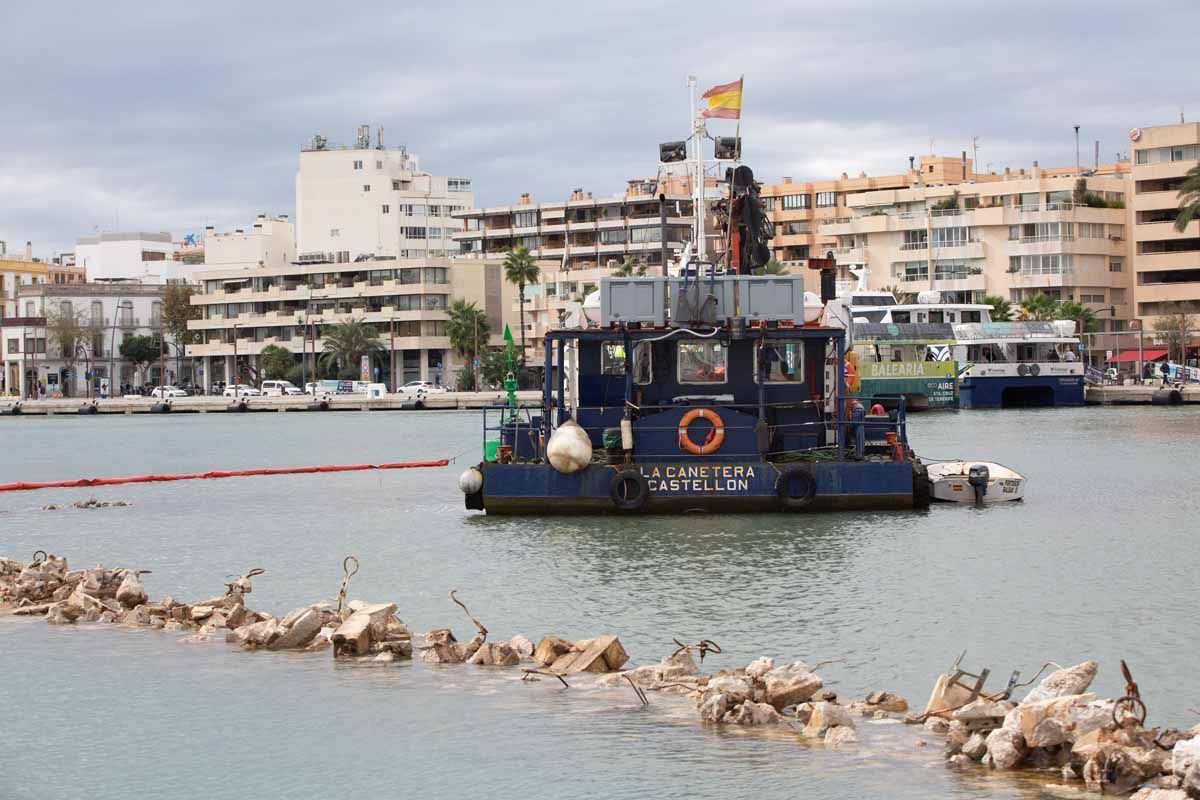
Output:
(484, 438), (501, 462)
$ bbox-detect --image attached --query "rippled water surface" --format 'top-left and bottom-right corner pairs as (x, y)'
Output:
(2, 407), (1197, 799)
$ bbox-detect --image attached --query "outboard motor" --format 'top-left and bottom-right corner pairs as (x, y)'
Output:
(967, 464), (990, 505)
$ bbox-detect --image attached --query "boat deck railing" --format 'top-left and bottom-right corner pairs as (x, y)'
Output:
(481, 396), (908, 464)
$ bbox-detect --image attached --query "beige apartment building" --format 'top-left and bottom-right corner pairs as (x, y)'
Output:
(185, 257), (519, 390)
(819, 160), (1133, 331)
(453, 176), (697, 272)
(1129, 122), (1200, 323)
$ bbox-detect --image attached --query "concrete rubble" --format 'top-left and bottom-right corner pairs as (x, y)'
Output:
(916, 659), (1200, 797)
(5, 555), (1199, 798)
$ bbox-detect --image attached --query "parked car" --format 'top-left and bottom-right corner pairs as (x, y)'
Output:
(149, 386), (188, 399)
(223, 385), (262, 398)
(397, 380), (447, 396)
(260, 380), (304, 396)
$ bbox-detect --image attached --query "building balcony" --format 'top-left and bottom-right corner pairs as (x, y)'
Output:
(483, 227), (514, 238)
(596, 219), (624, 230)
(929, 274), (987, 293)
(1134, 251), (1200, 272)
(567, 221), (597, 231)
(1006, 269), (1074, 289)
(540, 223), (567, 234)
(820, 215), (890, 236)
(540, 247), (566, 257)
(828, 246), (867, 264)
(1133, 220), (1200, 241)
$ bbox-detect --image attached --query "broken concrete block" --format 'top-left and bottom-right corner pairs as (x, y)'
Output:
(191, 605), (216, 621)
(802, 702), (855, 739)
(509, 635), (534, 658)
(923, 672), (980, 718)
(467, 642), (521, 666)
(724, 701), (781, 726)
(332, 613), (373, 657)
(865, 690), (909, 713)
(270, 608), (323, 650)
(745, 656), (775, 680)
(533, 636), (573, 667)
(1022, 660), (1098, 704)
(763, 663), (822, 710)
(984, 727), (1027, 769)
(549, 635), (628, 674)
(115, 573), (148, 609)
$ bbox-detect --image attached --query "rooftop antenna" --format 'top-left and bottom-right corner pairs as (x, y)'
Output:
(1074, 125), (1081, 175)
(971, 136), (980, 180)
(356, 124), (370, 149)
(376, 127), (384, 149)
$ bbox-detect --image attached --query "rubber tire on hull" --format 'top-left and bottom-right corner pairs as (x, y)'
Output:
(775, 465), (816, 510)
(610, 469), (649, 512)
(912, 462), (931, 509)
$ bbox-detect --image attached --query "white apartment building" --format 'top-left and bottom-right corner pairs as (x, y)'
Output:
(295, 126), (473, 263)
(2, 283), (167, 398)
(822, 163), (1133, 331)
(187, 215), (296, 278)
(74, 231), (181, 283)
(185, 256), (519, 391)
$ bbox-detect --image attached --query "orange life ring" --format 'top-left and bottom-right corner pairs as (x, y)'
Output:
(678, 408), (725, 455)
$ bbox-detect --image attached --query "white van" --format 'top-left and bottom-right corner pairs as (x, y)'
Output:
(260, 380), (303, 397)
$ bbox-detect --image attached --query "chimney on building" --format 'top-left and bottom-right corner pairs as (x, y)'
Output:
(0, 240), (6, 255)
(783, 176), (793, 184)
(519, 193), (531, 205)
(570, 188), (583, 201)
(858, 171), (867, 178)
(586, 192), (592, 199)
(1094, 140), (1100, 170)
(235, 229), (244, 234)
(1019, 168), (1026, 177)
(840, 172), (848, 180)
(26, 241), (33, 259)
(961, 151), (967, 180)
(1032, 160), (1040, 179)
(908, 156), (915, 171)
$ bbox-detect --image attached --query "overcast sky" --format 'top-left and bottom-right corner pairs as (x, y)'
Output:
(2, 0), (1198, 256)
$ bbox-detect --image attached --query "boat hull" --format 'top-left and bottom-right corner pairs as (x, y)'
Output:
(958, 375), (1084, 409)
(475, 459), (924, 514)
(926, 461), (1025, 503)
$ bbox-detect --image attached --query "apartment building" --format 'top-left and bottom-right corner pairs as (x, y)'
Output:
(185, 256), (518, 390)
(74, 231), (181, 283)
(1129, 122), (1200, 322)
(820, 160), (1133, 330)
(295, 126), (473, 262)
(2, 283), (166, 398)
(452, 177), (696, 272)
(189, 215), (296, 278)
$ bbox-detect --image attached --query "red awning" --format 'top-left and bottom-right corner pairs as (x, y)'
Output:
(1106, 348), (1167, 363)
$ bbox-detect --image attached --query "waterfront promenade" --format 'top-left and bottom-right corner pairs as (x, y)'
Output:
(0, 390), (543, 415)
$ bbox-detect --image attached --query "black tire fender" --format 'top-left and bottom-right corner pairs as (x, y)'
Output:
(775, 465), (816, 510)
(912, 461), (931, 510)
(610, 469), (649, 512)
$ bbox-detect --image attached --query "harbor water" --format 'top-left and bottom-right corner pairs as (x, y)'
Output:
(2, 408), (1198, 799)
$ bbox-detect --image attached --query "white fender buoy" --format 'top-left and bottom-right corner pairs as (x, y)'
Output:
(546, 419), (593, 474)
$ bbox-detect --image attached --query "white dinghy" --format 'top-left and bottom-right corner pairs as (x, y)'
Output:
(926, 461), (1025, 504)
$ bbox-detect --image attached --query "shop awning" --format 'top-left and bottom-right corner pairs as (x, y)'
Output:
(1106, 348), (1167, 363)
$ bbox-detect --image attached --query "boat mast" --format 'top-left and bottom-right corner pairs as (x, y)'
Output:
(689, 75), (704, 266)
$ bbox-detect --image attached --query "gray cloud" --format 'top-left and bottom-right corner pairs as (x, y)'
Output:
(2, 0), (1197, 255)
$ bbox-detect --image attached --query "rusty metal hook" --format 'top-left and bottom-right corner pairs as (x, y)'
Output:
(336, 556), (359, 614)
(671, 638), (723, 663)
(1113, 659), (1147, 728)
(32, 550), (47, 564)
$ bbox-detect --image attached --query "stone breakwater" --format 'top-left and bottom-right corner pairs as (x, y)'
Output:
(3, 553), (1198, 799)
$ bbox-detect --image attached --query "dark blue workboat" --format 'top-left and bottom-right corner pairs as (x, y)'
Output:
(457, 164), (930, 514)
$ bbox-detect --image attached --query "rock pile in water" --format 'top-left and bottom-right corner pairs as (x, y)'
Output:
(926, 661), (1200, 797)
(5, 552), (1199, 798)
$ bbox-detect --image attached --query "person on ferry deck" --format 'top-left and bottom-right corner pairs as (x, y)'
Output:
(1063, 348), (1076, 362)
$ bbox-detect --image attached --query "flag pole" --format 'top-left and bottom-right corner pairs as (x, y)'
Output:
(689, 75), (703, 268)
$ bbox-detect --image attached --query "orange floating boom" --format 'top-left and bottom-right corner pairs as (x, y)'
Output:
(0, 459), (449, 493)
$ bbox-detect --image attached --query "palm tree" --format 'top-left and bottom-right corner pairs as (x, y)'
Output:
(1018, 293), (1059, 321)
(503, 246), (540, 357)
(612, 257), (647, 277)
(880, 284), (916, 305)
(982, 295), (1014, 321)
(760, 258), (789, 275)
(1174, 164), (1200, 234)
(1056, 300), (1097, 335)
(319, 319), (384, 376)
(446, 298), (490, 360)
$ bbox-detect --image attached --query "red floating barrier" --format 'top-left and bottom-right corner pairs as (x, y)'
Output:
(0, 459), (450, 493)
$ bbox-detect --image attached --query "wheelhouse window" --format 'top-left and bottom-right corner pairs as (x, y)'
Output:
(757, 340), (805, 383)
(677, 340), (727, 383)
(600, 342), (652, 384)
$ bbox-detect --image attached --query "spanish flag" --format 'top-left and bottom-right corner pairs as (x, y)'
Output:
(701, 77), (743, 119)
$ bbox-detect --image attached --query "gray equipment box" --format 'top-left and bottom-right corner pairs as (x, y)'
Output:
(668, 276), (737, 325)
(739, 276), (808, 324)
(600, 277), (667, 327)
